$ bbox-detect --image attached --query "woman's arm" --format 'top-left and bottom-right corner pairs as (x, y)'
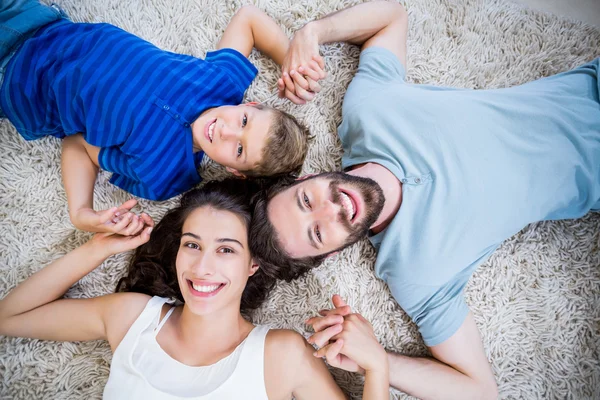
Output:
(0, 228), (151, 345)
(264, 329), (346, 400)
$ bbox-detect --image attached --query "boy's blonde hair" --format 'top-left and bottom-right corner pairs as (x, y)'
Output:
(241, 105), (309, 177)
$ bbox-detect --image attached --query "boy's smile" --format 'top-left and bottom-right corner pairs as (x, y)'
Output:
(192, 104), (272, 175)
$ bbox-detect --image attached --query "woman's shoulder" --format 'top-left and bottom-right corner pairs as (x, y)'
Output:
(264, 328), (314, 364)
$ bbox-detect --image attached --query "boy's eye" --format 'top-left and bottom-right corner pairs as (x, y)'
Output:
(242, 114), (247, 128)
(303, 193), (311, 208)
(237, 143), (243, 157)
(184, 242), (199, 250)
(315, 226), (322, 243)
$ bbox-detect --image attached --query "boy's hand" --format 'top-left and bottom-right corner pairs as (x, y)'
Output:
(72, 199), (155, 235)
(306, 295), (388, 375)
(88, 226), (153, 258)
(278, 24), (327, 104)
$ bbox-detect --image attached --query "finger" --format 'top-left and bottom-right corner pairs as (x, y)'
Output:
(118, 198), (138, 212)
(306, 314), (344, 332)
(318, 305), (352, 317)
(126, 226), (153, 250)
(313, 54), (325, 70)
(332, 294), (348, 309)
(308, 323), (343, 348)
(285, 89), (306, 105)
(289, 70), (310, 91)
(277, 78), (286, 98)
(112, 212), (134, 233)
(306, 78), (321, 94)
(97, 207), (118, 225)
(293, 81), (315, 102)
(140, 212), (155, 227)
(314, 339), (344, 366)
(121, 214), (142, 236)
(282, 72), (295, 93)
(297, 65), (321, 82)
(309, 60), (327, 79)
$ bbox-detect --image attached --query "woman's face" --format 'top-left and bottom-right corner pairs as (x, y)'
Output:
(175, 206), (257, 315)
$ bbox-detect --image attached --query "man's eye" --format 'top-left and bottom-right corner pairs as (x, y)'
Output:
(303, 193), (311, 208)
(242, 114), (247, 128)
(237, 143), (243, 157)
(185, 242), (199, 250)
(315, 227), (322, 243)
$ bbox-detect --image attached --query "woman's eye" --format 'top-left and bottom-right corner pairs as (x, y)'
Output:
(237, 143), (243, 157)
(303, 193), (311, 208)
(219, 248), (234, 254)
(242, 114), (248, 128)
(315, 227), (322, 243)
(184, 242), (199, 250)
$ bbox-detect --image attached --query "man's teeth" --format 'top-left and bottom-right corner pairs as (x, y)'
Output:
(192, 283), (221, 293)
(208, 122), (215, 142)
(340, 192), (356, 220)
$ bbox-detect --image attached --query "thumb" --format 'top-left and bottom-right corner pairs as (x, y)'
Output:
(332, 294), (348, 308)
(97, 207), (118, 224)
(128, 226), (153, 249)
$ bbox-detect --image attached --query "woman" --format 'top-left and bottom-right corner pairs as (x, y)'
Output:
(0, 179), (389, 399)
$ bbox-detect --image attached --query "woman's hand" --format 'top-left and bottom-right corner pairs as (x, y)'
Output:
(72, 199), (154, 235)
(88, 225), (153, 258)
(306, 295), (388, 375)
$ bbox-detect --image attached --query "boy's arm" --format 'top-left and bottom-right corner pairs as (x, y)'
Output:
(278, 1), (408, 101)
(0, 229), (151, 345)
(61, 134), (151, 234)
(217, 5), (324, 105)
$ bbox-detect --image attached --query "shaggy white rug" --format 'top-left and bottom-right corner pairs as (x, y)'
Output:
(1, 0), (599, 399)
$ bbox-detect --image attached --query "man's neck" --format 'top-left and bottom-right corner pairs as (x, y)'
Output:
(347, 163), (402, 234)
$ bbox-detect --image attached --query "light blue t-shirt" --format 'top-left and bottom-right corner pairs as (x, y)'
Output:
(338, 47), (600, 346)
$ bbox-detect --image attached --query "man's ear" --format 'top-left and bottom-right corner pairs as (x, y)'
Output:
(245, 101), (259, 106)
(226, 166), (247, 178)
(325, 251), (339, 259)
(249, 260), (260, 277)
(298, 173), (316, 181)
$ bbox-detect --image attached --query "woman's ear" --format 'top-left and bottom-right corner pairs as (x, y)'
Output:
(248, 260), (260, 277)
(226, 166), (247, 178)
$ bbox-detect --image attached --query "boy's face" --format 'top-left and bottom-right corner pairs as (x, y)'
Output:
(192, 104), (272, 175)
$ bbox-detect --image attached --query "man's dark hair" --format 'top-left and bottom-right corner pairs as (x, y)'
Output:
(116, 178), (275, 313)
(249, 175), (333, 282)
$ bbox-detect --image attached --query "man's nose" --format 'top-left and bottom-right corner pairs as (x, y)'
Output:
(314, 199), (341, 222)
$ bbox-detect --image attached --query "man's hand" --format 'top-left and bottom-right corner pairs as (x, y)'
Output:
(306, 295), (388, 375)
(278, 25), (327, 104)
(71, 199), (155, 235)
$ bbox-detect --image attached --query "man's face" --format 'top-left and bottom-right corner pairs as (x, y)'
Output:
(192, 104), (271, 173)
(267, 172), (385, 258)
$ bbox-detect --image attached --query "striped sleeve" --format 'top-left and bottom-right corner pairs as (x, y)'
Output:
(205, 48), (258, 96)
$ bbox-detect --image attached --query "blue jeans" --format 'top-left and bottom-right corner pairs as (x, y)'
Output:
(0, 0), (67, 117)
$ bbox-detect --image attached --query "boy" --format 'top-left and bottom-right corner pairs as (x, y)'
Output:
(0, 1), (321, 234)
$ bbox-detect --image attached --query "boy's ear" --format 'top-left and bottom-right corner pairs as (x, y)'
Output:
(249, 260), (260, 277)
(226, 167), (247, 178)
(245, 101), (259, 106)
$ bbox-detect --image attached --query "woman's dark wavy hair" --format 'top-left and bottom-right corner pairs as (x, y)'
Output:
(116, 178), (275, 314)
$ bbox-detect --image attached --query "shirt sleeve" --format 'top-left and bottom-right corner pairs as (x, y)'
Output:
(385, 268), (470, 347)
(205, 48), (258, 98)
(356, 47), (406, 83)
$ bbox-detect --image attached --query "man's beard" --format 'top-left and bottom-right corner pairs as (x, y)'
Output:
(310, 172), (386, 248)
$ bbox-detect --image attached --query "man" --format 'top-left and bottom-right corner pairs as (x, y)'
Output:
(249, 1), (600, 399)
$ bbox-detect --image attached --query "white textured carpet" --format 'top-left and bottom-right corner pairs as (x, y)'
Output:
(1, 0), (599, 399)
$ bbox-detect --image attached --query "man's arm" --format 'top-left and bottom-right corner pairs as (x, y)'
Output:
(387, 313), (498, 400)
(279, 1), (408, 102)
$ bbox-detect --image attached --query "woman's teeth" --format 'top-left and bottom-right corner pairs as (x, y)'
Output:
(208, 122), (215, 142)
(340, 192), (356, 221)
(192, 283), (221, 293)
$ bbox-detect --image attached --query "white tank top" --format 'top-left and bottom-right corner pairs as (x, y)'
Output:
(103, 296), (270, 399)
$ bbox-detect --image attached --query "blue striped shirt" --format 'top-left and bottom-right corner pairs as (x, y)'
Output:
(0, 20), (258, 200)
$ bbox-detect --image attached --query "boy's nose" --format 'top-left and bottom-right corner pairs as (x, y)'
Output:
(219, 124), (241, 141)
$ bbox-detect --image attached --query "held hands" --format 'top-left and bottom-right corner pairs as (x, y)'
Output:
(306, 295), (388, 375)
(278, 25), (327, 105)
(88, 224), (153, 258)
(72, 199), (155, 235)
